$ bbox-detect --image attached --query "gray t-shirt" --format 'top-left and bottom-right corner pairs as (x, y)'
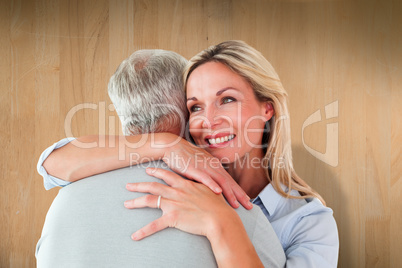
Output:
(36, 162), (285, 267)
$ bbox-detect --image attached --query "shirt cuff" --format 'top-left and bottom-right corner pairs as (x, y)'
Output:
(37, 137), (76, 190)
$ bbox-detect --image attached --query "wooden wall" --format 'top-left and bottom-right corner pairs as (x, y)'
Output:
(1, 0), (401, 267)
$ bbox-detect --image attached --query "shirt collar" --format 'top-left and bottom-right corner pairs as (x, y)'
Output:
(256, 183), (284, 216)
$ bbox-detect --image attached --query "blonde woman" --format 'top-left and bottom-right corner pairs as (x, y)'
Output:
(41, 41), (339, 267)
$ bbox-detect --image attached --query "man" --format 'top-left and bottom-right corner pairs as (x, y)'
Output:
(36, 50), (286, 267)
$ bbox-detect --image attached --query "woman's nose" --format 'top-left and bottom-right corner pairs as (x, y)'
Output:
(202, 108), (223, 129)
(201, 119), (211, 129)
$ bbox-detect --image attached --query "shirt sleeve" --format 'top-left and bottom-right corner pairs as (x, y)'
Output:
(253, 209), (286, 268)
(284, 201), (339, 268)
(37, 137), (76, 190)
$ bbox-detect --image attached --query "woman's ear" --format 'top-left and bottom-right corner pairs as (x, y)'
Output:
(263, 102), (274, 121)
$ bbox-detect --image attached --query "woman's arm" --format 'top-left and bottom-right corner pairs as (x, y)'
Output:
(125, 168), (263, 268)
(42, 133), (252, 209)
(43, 134), (164, 182)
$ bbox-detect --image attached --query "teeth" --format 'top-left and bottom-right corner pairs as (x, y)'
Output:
(208, 135), (234, 145)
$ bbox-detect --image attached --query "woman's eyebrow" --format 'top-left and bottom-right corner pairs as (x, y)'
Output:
(216, 87), (236, 96)
(187, 97), (197, 102)
(187, 88), (238, 102)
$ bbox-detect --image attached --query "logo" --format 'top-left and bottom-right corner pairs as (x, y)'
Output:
(302, 101), (339, 167)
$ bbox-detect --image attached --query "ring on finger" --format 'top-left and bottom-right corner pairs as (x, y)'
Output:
(157, 195), (161, 209)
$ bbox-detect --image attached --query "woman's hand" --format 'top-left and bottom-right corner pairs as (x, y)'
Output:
(124, 167), (233, 239)
(124, 167), (263, 268)
(158, 134), (252, 210)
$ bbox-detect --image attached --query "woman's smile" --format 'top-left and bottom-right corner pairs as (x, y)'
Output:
(205, 133), (236, 147)
(186, 61), (272, 162)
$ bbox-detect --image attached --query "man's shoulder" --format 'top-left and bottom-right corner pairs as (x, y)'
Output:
(63, 160), (171, 191)
(236, 203), (286, 267)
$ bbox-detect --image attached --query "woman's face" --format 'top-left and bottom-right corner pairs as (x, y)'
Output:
(186, 61), (273, 163)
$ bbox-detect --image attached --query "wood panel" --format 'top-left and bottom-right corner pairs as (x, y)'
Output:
(1, 0), (401, 267)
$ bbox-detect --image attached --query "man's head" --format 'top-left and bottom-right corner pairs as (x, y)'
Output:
(108, 49), (188, 136)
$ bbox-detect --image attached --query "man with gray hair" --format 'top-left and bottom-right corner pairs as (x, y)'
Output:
(36, 50), (286, 267)
(109, 49), (187, 136)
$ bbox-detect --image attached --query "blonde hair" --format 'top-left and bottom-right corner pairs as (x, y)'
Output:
(184, 40), (325, 205)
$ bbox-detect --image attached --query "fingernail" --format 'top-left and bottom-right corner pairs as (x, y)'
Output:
(146, 168), (156, 174)
(131, 233), (137, 240)
(124, 201), (130, 207)
(235, 200), (240, 207)
(215, 187), (222, 193)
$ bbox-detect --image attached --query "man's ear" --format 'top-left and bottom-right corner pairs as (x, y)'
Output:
(263, 102), (274, 121)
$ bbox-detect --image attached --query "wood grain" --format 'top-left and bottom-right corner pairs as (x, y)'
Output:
(1, 0), (400, 267)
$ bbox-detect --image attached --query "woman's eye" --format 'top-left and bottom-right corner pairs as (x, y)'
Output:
(190, 105), (201, 112)
(222, 97), (236, 104)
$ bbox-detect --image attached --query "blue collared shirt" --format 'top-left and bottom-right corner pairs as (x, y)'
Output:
(38, 138), (339, 267)
(37, 138), (75, 190)
(253, 184), (339, 267)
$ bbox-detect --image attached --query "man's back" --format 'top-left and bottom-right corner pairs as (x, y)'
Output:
(36, 161), (285, 267)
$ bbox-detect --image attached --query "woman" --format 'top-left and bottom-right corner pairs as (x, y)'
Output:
(42, 41), (339, 267)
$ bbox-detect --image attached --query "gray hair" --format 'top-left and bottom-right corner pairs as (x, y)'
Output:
(108, 49), (188, 135)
